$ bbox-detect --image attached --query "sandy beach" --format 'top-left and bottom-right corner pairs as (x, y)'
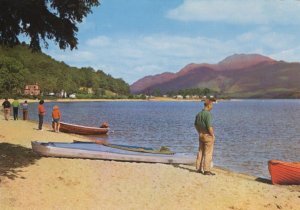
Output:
(0, 111), (299, 210)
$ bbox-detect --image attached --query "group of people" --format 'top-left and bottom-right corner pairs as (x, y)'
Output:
(37, 100), (61, 132)
(2, 98), (29, 121)
(2, 98), (61, 133)
(3, 97), (216, 175)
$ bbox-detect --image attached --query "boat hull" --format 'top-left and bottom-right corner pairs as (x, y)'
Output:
(268, 160), (300, 185)
(31, 141), (195, 165)
(59, 122), (108, 135)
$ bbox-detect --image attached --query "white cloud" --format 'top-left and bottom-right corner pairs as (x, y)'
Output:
(167, 0), (300, 25)
(53, 51), (97, 63)
(236, 28), (296, 50)
(44, 29), (300, 84)
(271, 47), (300, 62)
(86, 36), (111, 47)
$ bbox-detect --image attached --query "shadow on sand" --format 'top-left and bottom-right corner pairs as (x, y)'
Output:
(0, 143), (41, 182)
(174, 164), (274, 185)
(255, 177), (272, 184)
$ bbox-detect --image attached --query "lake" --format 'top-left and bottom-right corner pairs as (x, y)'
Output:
(28, 99), (300, 178)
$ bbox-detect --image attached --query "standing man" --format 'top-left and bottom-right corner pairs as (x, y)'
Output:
(194, 98), (216, 176)
(2, 98), (11, 120)
(11, 98), (20, 120)
(38, 100), (46, 130)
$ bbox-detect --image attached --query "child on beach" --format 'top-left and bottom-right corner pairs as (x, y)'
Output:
(21, 100), (29, 120)
(52, 105), (61, 133)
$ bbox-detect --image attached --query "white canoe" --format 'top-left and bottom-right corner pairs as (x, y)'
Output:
(31, 141), (195, 165)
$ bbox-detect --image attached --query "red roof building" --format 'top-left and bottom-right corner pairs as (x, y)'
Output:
(24, 84), (40, 96)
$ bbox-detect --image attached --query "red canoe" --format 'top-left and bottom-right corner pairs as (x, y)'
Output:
(59, 122), (109, 135)
(268, 160), (300, 185)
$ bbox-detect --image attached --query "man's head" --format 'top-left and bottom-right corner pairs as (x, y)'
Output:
(204, 99), (215, 111)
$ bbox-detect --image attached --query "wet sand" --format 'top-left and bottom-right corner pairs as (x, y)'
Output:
(0, 111), (299, 210)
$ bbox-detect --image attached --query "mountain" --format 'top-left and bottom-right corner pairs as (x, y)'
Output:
(130, 72), (176, 94)
(130, 54), (300, 98)
(216, 54), (276, 71)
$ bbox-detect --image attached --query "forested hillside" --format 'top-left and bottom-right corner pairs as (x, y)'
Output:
(0, 44), (130, 98)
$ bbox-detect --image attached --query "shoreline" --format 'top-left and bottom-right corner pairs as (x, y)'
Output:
(5, 98), (300, 105)
(10, 97), (205, 103)
(0, 112), (299, 209)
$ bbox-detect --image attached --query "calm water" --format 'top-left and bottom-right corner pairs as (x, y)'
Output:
(28, 100), (300, 178)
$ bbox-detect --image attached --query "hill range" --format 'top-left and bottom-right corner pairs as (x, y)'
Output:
(130, 54), (300, 98)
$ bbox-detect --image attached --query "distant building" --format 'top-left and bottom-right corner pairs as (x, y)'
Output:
(79, 87), (93, 94)
(24, 84), (40, 96)
(69, 94), (76, 99)
(176, 95), (183, 99)
(60, 90), (67, 98)
(192, 95), (200, 99)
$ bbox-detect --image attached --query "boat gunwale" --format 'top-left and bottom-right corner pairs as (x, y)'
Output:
(60, 122), (109, 131)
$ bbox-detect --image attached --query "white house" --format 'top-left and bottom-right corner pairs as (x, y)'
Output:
(176, 95), (183, 99)
(69, 94), (76, 99)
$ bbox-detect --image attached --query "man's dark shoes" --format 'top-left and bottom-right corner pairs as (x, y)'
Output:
(203, 171), (216, 176)
(196, 169), (204, 174)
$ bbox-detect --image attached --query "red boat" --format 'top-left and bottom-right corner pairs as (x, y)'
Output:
(268, 160), (300, 185)
(59, 122), (109, 135)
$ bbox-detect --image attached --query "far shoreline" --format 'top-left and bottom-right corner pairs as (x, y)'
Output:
(6, 97), (228, 103)
(4, 97), (300, 104)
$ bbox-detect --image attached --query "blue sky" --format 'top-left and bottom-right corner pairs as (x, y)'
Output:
(43, 0), (300, 84)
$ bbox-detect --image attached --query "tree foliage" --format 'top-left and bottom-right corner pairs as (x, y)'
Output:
(0, 55), (29, 95)
(0, 44), (129, 97)
(167, 88), (216, 97)
(0, 0), (100, 51)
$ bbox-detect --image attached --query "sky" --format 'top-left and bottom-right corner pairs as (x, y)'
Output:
(43, 0), (300, 84)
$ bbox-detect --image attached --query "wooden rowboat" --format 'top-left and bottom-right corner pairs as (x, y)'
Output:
(268, 160), (300, 185)
(59, 122), (109, 135)
(31, 141), (195, 164)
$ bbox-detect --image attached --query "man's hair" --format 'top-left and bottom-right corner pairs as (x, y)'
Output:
(39, 100), (44, 104)
(204, 98), (216, 107)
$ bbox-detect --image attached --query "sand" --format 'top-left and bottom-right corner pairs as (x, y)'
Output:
(0, 110), (299, 210)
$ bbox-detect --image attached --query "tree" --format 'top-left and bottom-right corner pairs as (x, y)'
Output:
(0, 55), (29, 95)
(0, 45), (130, 97)
(0, 0), (100, 51)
